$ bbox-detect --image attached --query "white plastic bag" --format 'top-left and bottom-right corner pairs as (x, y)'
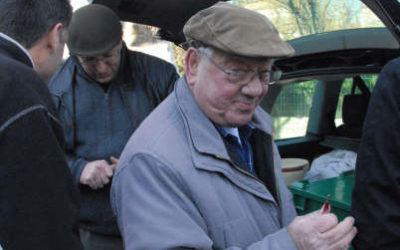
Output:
(305, 149), (357, 182)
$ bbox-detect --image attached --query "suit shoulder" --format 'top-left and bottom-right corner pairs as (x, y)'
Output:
(0, 55), (42, 94)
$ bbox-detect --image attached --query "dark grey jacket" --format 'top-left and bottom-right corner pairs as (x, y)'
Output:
(48, 43), (178, 236)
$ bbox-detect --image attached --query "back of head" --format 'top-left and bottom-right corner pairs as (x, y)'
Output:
(183, 1), (294, 58)
(0, 0), (72, 49)
(67, 4), (122, 56)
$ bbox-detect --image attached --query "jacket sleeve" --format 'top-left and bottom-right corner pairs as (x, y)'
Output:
(49, 65), (88, 184)
(111, 153), (297, 250)
(0, 107), (82, 250)
(132, 51), (179, 105)
(152, 62), (179, 104)
(65, 151), (88, 184)
(351, 58), (400, 249)
(52, 93), (87, 184)
(166, 66), (179, 94)
(273, 142), (298, 226)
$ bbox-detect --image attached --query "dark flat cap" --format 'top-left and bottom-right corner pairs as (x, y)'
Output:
(183, 2), (294, 58)
(67, 4), (122, 56)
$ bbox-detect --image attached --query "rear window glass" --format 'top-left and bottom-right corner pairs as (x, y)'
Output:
(271, 80), (318, 140)
(335, 74), (378, 127)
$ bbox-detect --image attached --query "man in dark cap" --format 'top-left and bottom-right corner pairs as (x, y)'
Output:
(111, 2), (357, 249)
(48, 4), (178, 250)
(0, 0), (82, 249)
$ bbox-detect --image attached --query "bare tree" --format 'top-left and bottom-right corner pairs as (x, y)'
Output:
(234, 0), (366, 39)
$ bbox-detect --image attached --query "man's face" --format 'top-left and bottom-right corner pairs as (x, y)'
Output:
(34, 25), (68, 83)
(52, 30), (68, 73)
(188, 49), (273, 127)
(77, 41), (122, 84)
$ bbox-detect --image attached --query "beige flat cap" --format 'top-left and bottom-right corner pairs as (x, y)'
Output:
(183, 1), (294, 58)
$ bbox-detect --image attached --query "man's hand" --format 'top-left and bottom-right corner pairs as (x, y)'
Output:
(110, 156), (119, 170)
(80, 158), (118, 190)
(287, 211), (357, 250)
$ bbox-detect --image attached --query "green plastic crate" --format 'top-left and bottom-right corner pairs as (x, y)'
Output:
(290, 170), (354, 221)
(290, 171), (355, 250)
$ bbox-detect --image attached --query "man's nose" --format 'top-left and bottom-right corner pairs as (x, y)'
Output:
(242, 76), (267, 96)
(94, 60), (108, 72)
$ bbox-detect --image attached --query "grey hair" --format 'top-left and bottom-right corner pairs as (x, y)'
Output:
(196, 46), (214, 57)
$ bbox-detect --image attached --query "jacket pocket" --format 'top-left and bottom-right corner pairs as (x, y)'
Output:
(210, 218), (257, 249)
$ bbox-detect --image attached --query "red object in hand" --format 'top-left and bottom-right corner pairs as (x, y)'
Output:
(320, 194), (331, 214)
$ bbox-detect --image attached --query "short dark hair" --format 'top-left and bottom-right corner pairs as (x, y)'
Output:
(0, 0), (72, 49)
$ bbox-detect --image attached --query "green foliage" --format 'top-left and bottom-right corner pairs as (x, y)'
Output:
(173, 45), (185, 76)
(271, 80), (317, 118)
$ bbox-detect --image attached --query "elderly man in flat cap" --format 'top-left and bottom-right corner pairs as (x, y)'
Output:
(48, 4), (178, 250)
(111, 2), (356, 250)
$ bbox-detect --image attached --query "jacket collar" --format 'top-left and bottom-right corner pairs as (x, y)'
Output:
(175, 76), (230, 159)
(175, 76), (273, 156)
(0, 32), (34, 68)
(175, 76), (277, 202)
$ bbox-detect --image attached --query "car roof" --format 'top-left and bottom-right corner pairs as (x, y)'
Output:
(91, 0), (225, 44)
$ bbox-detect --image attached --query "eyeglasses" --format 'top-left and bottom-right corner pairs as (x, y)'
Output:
(77, 46), (121, 67)
(198, 50), (282, 86)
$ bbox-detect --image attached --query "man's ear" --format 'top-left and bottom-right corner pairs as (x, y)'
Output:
(46, 23), (64, 53)
(184, 48), (201, 87)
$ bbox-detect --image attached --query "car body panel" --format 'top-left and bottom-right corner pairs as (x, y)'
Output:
(90, 0), (226, 44)
(362, 0), (400, 42)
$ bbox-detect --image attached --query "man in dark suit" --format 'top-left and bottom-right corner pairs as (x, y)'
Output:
(0, 1), (82, 249)
(352, 57), (400, 250)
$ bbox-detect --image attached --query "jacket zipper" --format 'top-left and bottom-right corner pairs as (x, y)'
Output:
(271, 140), (283, 226)
(213, 153), (282, 225)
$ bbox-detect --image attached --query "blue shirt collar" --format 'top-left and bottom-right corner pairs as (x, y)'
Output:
(215, 122), (255, 141)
